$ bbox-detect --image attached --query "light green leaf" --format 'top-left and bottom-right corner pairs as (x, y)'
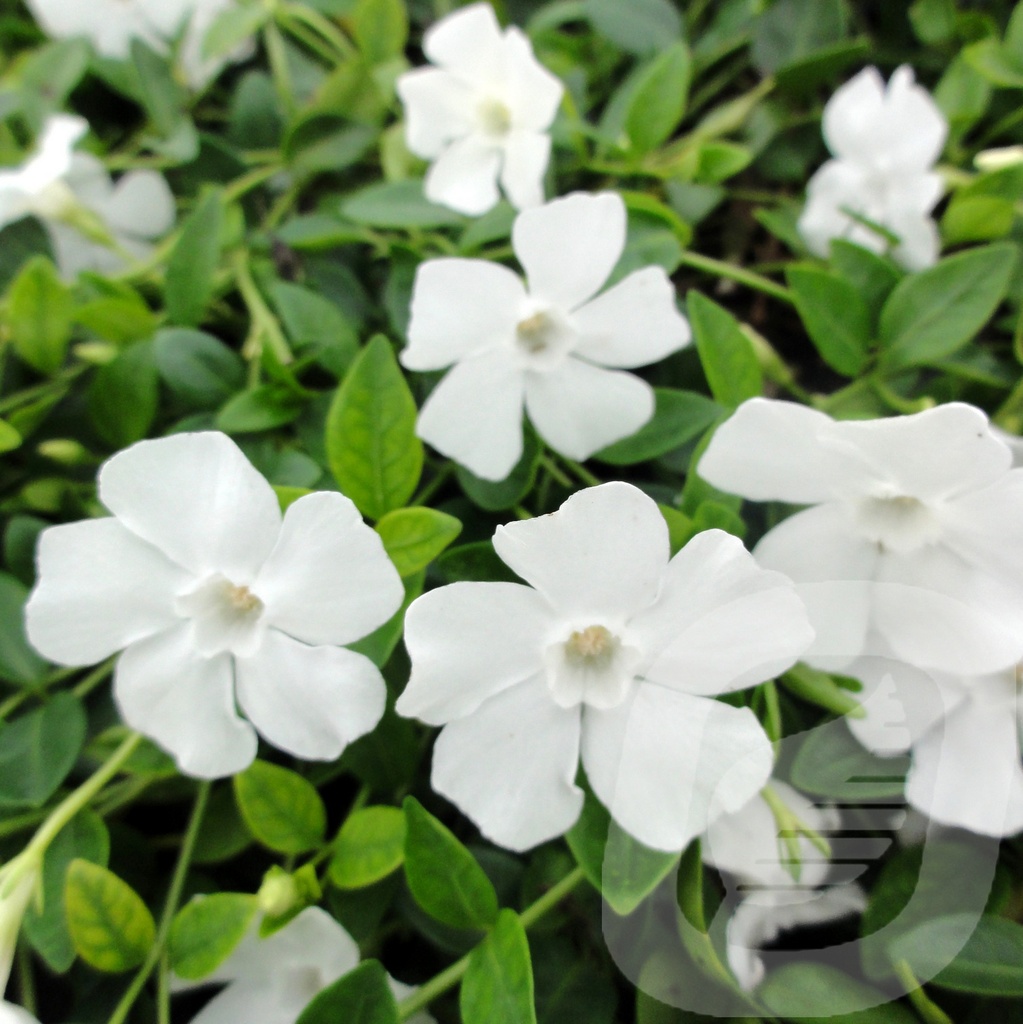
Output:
(169, 893), (258, 980)
(461, 909), (536, 1024)
(0, 419), (21, 453)
(624, 44), (692, 154)
(329, 806), (406, 889)
(375, 507), (462, 577)
(202, 4), (269, 59)
(687, 292), (762, 407)
(352, 0), (408, 63)
(6, 256), (74, 375)
(595, 389), (721, 465)
(340, 180), (465, 229)
(296, 960), (399, 1024)
(165, 189), (224, 328)
(234, 760), (327, 854)
(787, 265), (872, 376)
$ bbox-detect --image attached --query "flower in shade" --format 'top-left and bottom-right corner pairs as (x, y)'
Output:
(0, 114), (175, 279)
(396, 1), (563, 214)
(401, 191), (691, 480)
(397, 482), (813, 852)
(698, 398), (1023, 675)
(798, 66), (947, 270)
(702, 781), (865, 990)
(25, 432), (404, 779)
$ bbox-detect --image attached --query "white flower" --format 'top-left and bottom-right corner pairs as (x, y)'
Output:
(0, 856), (40, 1024)
(397, 482), (813, 852)
(396, 1), (563, 215)
(401, 192), (691, 480)
(24, 0), (250, 89)
(798, 66), (947, 270)
(25, 432), (404, 779)
(0, 115), (175, 280)
(846, 650), (1023, 837)
(703, 781), (865, 990)
(0, 1005), (39, 1024)
(699, 398), (1023, 675)
(176, 907), (432, 1024)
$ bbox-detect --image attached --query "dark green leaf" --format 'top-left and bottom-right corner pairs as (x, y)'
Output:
(456, 426), (541, 511)
(595, 389), (721, 465)
(297, 960), (399, 1024)
(759, 963), (918, 1023)
(88, 341), (158, 448)
(153, 327), (245, 410)
(165, 190), (224, 328)
(272, 281), (359, 377)
(0, 571), (48, 686)
(687, 292), (762, 407)
(787, 265), (872, 376)
(584, 0), (683, 55)
(829, 240), (901, 321)
(340, 181), (465, 229)
(216, 385), (306, 434)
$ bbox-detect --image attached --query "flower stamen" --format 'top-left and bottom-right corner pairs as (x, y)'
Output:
(477, 97), (513, 137)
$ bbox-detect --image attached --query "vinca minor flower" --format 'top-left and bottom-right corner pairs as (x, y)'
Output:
(699, 399), (1023, 675)
(26, 432), (404, 778)
(397, 482), (813, 852)
(798, 65), (947, 270)
(396, 1), (563, 214)
(401, 191), (691, 480)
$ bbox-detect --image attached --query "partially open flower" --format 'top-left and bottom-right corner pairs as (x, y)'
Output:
(26, 432), (404, 779)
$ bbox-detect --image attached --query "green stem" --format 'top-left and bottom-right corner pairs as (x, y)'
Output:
(276, 11), (342, 63)
(677, 250), (794, 306)
(222, 163), (285, 205)
(539, 454), (572, 489)
(893, 960), (954, 1024)
(395, 866), (586, 1020)
(72, 658), (115, 701)
(233, 250), (294, 366)
(411, 463), (455, 506)
(279, 2), (356, 59)
(560, 457), (602, 488)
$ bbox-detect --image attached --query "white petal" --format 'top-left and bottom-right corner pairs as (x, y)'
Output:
(402, 258), (525, 371)
(887, 208), (940, 270)
(571, 267), (690, 368)
(25, 518), (189, 666)
(0, 1004), (41, 1024)
(524, 358), (654, 460)
(416, 348), (525, 480)
(822, 67), (887, 162)
(20, 115), (86, 193)
(582, 685), (774, 852)
(396, 68), (474, 159)
(498, 129), (549, 209)
(512, 192), (625, 310)
(397, 581), (555, 725)
(63, 152), (113, 207)
(236, 631), (385, 761)
(114, 625), (257, 779)
(184, 981), (295, 1024)
(254, 492), (403, 647)
(98, 432), (282, 581)
(492, 481), (669, 621)
(942, 469), (1023, 581)
(424, 134), (501, 216)
(47, 223), (119, 279)
(502, 27), (563, 130)
(876, 66), (948, 171)
(798, 161), (878, 259)
(101, 170), (175, 240)
(635, 530), (813, 696)
(423, 2), (505, 80)
(431, 674), (583, 851)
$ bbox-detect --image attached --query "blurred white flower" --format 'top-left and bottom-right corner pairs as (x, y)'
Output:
(177, 907), (432, 1024)
(397, 482), (812, 852)
(0, 114), (175, 279)
(24, 0), (250, 89)
(699, 398), (1023, 675)
(974, 145), (1023, 172)
(0, 856), (40, 1024)
(798, 66), (947, 270)
(396, 1), (563, 215)
(846, 651), (1023, 837)
(26, 432), (404, 779)
(703, 781), (865, 990)
(402, 191), (691, 480)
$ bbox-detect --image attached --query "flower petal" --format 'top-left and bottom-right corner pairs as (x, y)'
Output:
(503, 28), (563, 129)
(114, 624), (257, 779)
(798, 161), (879, 259)
(183, 980), (292, 1024)
(98, 432), (282, 581)
(403, 257), (525, 371)
(572, 267), (691, 368)
(397, 581), (555, 725)
(424, 133), (502, 215)
(636, 530), (813, 696)
(25, 517), (189, 666)
(423, 1), (505, 80)
(492, 480), (669, 621)
(512, 192), (625, 310)
(942, 469), (1023, 581)
(431, 674), (583, 851)
(524, 358), (654, 460)
(581, 685), (774, 851)
(237, 631), (385, 761)
(822, 67), (886, 162)
(101, 169), (175, 240)
(886, 207), (940, 270)
(0, 1001), (40, 1024)
(396, 67), (474, 159)
(416, 348), (525, 480)
(498, 129), (550, 209)
(875, 65), (947, 171)
(254, 492), (403, 647)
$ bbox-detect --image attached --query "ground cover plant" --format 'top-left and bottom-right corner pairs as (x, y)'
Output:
(1, 1), (1023, 1022)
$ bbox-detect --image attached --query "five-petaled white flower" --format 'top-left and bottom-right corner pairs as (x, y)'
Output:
(798, 65), (947, 270)
(0, 114), (175, 280)
(702, 781), (865, 990)
(24, 0), (250, 89)
(699, 399), (1023, 675)
(26, 432), (404, 779)
(396, 1), (563, 215)
(401, 191), (691, 481)
(845, 648), (1023, 838)
(397, 482), (813, 852)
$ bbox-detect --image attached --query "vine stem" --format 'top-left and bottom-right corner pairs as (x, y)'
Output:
(395, 865), (586, 1020)
(677, 250), (794, 305)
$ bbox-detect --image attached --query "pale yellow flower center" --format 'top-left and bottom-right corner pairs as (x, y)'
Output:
(226, 583), (262, 613)
(516, 311), (558, 354)
(855, 492), (940, 553)
(477, 97), (513, 137)
(565, 624), (617, 665)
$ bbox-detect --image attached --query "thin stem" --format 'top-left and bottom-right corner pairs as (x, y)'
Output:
(560, 457), (601, 488)
(893, 960), (954, 1024)
(539, 454), (572, 489)
(279, 3), (357, 59)
(677, 250), (794, 306)
(15, 942), (35, 1015)
(71, 658), (115, 701)
(232, 249), (294, 366)
(222, 163), (284, 205)
(411, 463), (455, 506)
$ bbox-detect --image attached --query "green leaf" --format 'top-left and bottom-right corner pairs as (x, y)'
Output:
(64, 859), (156, 973)
(153, 327), (245, 410)
(566, 787), (677, 917)
(169, 893), (258, 980)
(878, 244), (1016, 370)
(828, 240), (901, 321)
(0, 419), (20, 454)
(88, 341), (158, 448)
(759, 963), (918, 1023)
(165, 189), (224, 328)
(6, 256), (74, 375)
(687, 292), (762, 407)
(941, 194), (1015, 245)
(234, 760), (327, 854)
(349, 569), (424, 668)
(216, 385), (306, 434)
(340, 180), (465, 229)
(296, 960), (399, 1024)
(456, 426), (541, 511)
(595, 389), (721, 465)
(584, 0), (683, 55)
(352, 0), (408, 63)
(623, 44), (692, 154)
(752, 0), (849, 75)
(272, 281), (359, 377)
(0, 693), (87, 807)
(780, 664), (863, 718)
(787, 265), (872, 376)
(375, 507), (461, 577)
(402, 796), (499, 930)
(0, 571), (48, 686)
(326, 335), (423, 520)
(131, 38), (188, 138)
(675, 840), (738, 990)
(329, 806), (407, 889)
(76, 292), (158, 345)
(461, 909), (536, 1024)
(202, 4), (269, 59)
(192, 785), (253, 865)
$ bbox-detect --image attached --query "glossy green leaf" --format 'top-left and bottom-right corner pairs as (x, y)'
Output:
(165, 189), (224, 327)
(7, 256), (74, 375)
(461, 909), (536, 1024)
(687, 292), (762, 408)
(296, 960), (399, 1024)
(88, 340), (158, 448)
(169, 892), (258, 980)
(595, 389), (721, 465)
(375, 507), (462, 577)
(234, 760), (327, 854)
(0, 571), (48, 686)
(624, 44), (692, 153)
(787, 265), (872, 376)
(329, 806), (406, 889)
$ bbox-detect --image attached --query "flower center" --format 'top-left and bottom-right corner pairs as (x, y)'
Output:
(545, 623), (641, 710)
(477, 97), (512, 137)
(175, 574), (266, 658)
(855, 493), (941, 553)
(516, 311), (558, 353)
(566, 624), (616, 664)
(513, 306), (576, 369)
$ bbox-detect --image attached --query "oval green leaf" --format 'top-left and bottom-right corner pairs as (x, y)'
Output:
(234, 760), (327, 854)
(329, 806), (407, 890)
